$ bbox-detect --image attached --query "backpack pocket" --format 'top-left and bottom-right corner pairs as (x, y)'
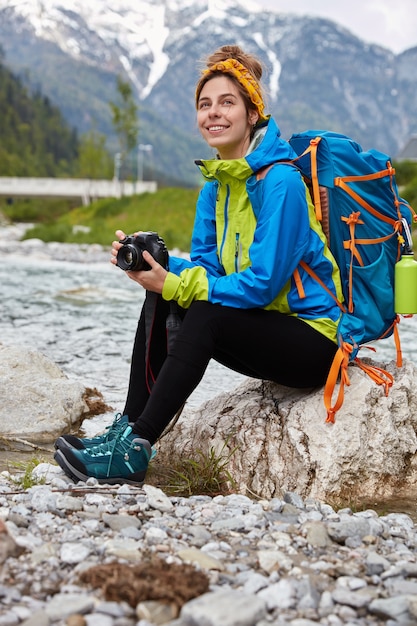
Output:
(348, 246), (395, 342)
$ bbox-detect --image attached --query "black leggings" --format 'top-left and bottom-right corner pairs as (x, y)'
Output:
(124, 295), (338, 445)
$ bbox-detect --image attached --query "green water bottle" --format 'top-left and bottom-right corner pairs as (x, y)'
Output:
(395, 218), (417, 314)
(395, 252), (417, 314)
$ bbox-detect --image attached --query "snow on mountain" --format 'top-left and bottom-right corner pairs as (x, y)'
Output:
(0, 0), (389, 106)
(1, 0), (416, 184)
(1, 0), (171, 97)
(0, 0), (268, 99)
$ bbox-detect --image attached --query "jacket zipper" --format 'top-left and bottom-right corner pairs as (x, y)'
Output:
(235, 232), (241, 272)
(219, 184), (230, 264)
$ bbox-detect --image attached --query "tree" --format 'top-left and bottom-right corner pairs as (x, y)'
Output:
(109, 76), (139, 179)
(0, 56), (79, 177)
(77, 129), (113, 179)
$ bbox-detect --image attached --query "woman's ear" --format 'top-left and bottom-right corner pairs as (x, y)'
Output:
(249, 111), (259, 127)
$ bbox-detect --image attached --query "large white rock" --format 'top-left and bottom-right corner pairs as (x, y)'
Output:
(157, 359), (417, 502)
(0, 344), (91, 443)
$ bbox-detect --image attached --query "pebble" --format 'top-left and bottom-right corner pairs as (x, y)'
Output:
(1, 465), (417, 626)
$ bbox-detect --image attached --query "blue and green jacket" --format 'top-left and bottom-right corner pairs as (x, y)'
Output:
(163, 117), (343, 342)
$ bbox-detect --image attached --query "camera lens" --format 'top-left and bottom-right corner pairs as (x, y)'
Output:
(117, 244), (141, 271)
(116, 232), (167, 272)
(124, 251), (133, 266)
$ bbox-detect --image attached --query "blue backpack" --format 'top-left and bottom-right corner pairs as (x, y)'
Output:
(287, 130), (415, 422)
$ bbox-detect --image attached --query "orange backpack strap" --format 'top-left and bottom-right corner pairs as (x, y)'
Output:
(256, 163), (275, 181)
(335, 162), (403, 224)
(292, 267), (306, 299)
(323, 341), (353, 423)
(256, 160), (297, 181)
(324, 343), (395, 424)
(354, 358), (394, 396)
(290, 136), (323, 222)
(308, 137), (322, 221)
(299, 260), (346, 312)
(393, 317), (403, 367)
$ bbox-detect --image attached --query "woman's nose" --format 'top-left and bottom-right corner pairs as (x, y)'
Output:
(208, 103), (220, 116)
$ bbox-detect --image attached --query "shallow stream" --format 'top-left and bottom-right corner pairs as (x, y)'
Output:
(1, 238), (416, 520)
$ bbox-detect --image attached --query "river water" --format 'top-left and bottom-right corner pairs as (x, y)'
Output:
(0, 232), (247, 449)
(2, 236), (416, 408)
(1, 231), (417, 519)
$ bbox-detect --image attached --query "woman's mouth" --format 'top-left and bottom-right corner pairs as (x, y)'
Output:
(207, 125), (229, 134)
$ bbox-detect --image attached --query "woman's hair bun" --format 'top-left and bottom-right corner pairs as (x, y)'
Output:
(205, 45), (263, 82)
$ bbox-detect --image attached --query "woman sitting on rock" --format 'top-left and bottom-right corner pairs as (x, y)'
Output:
(54, 44), (342, 485)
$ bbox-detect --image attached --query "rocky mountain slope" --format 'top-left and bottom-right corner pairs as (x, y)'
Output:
(1, 0), (416, 184)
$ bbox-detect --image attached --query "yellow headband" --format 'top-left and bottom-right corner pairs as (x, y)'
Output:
(196, 58), (266, 121)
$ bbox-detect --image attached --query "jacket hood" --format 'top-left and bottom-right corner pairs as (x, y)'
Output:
(246, 117), (298, 172)
(195, 117), (298, 181)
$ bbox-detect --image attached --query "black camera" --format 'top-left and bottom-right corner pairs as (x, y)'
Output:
(116, 231), (168, 271)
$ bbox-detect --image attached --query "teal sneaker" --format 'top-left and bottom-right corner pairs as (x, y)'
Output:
(54, 413), (129, 452)
(54, 425), (151, 485)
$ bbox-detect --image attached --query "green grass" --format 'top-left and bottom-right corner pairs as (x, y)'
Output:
(2, 186), (201, 252)
(10, 456), (47, 489)
(0, 196), (80, 223)
(156, 442), (239, 497)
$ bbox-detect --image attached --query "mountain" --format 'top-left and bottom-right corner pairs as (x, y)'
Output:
(1, 0), (417, 186)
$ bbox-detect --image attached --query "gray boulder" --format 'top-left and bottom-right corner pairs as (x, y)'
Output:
(0, 344), (97, 444)
(157, 359), (417, 502)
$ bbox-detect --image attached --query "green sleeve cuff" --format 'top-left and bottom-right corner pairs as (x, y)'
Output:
(162, 272), (181, 301)
(162, 267), (210, 308)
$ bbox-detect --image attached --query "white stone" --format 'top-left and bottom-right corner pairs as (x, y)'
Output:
(0, 344), (92, 442)
(157, 359), (417, 502)
(142, 484), (174, 512)
(180, 589), (267, 626)
(60, 541), (91, 564)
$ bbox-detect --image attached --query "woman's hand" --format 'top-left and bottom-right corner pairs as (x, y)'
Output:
(110, 229), (168, 294)
(110, 229), (127, 265)
(126, 250), (168, 293)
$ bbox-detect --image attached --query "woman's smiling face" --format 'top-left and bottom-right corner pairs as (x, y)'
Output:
(197, 75), (259, 160)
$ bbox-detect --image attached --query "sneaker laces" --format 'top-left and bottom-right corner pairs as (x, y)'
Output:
(106, 417), (157, 459)
(99, 413), (126, 439)
(86, 426), (149, 475)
